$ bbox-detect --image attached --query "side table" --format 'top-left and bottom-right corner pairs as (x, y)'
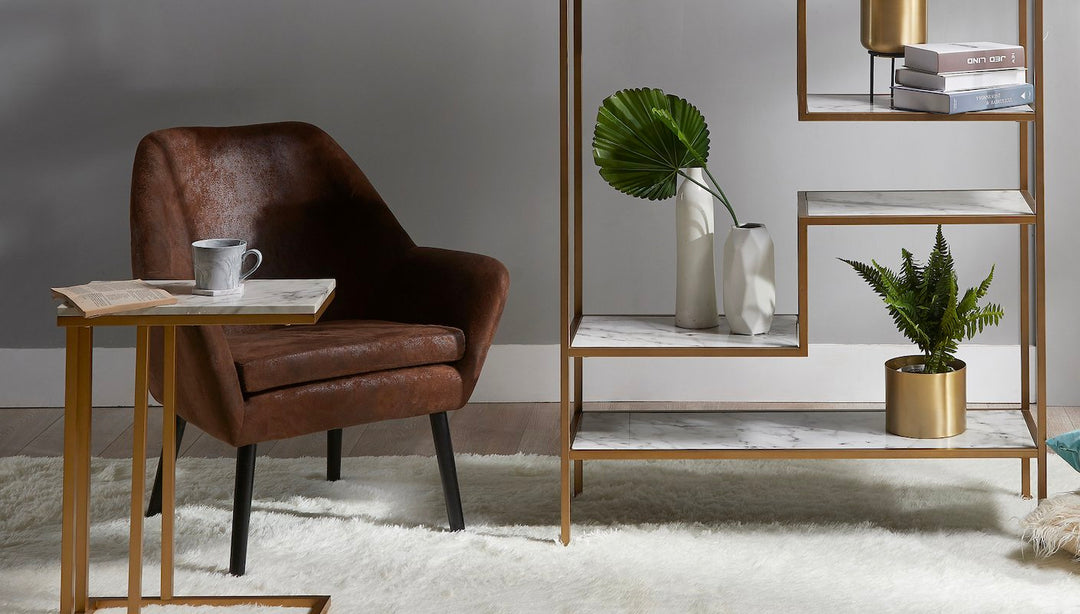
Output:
(56, 279), (336, 614)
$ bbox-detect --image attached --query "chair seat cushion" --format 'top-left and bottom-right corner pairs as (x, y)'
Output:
(228, 320), (466, 394)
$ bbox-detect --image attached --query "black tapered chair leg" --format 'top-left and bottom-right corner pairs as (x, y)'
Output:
(327, 428), (342, 481)
(429, 412), (464, 531)
(229, 443), (257, 576)
(145, 415), (187, 517)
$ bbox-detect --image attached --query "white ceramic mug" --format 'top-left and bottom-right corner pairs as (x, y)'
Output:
(191, 238), (262, 296)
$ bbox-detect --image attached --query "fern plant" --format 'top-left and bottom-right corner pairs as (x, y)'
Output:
(840, 225), (1004, 374)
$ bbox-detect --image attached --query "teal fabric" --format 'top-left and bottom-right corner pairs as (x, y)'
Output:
(1047, 429), (1080, 473)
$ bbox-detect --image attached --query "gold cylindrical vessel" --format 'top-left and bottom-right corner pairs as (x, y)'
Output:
(885, 355), (966, 439)
(861, 0), (928, 55)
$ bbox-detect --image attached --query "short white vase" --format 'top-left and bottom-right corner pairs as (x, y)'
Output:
(722, 223), (775, 335)
(674, 168), (719, 329)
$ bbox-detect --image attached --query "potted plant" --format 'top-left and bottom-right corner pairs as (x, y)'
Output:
(592, 87), (774, 334)
(840, 225), (1004, 438)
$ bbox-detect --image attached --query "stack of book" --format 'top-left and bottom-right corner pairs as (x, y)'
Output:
(892, 42), (1033, 114)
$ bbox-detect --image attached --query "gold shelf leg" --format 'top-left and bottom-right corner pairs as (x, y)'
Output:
(1034, 0), (1048, 502)
(573, 358), (583, 498)
(60, 328), (81, 614)
(1021, 458), (1032, 500)
(573, 461), (583, 497)
(560, 336), (576, 535)
(74, 327), (93, 613)
(560, 398), (571, 545)
(558, 0), (572, 546)
(161, 326), (177, 599)
(128, 327), (151, 613)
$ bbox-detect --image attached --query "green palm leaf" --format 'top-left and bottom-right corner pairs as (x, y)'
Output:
(592, 88), (710, 201)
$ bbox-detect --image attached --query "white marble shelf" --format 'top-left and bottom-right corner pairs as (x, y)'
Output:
(571, 315), (800, 353)
(802, 190), (1034, 224)
(804, 94), (1034, 120)
(573, 410), (1035, 452)
(56, 279), (336, 318)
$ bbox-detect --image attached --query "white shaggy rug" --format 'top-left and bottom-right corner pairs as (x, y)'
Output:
(1, 454), (1079, 613)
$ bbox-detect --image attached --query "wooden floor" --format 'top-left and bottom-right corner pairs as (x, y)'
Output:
(1, 403), (1077, 459)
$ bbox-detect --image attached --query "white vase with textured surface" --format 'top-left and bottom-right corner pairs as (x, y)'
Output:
(674, 168), (719, 329)
(722, 223), (775, 335)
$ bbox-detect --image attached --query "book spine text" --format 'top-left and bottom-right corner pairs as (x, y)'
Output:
(950, 84), (1033, 113)
(938, 48), (1024, 73)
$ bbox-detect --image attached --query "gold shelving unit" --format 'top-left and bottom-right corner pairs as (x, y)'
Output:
(558, 0), (1046, 545)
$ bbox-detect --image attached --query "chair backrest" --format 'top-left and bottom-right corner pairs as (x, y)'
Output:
(129, 122), (415, 444)
(131, 121), (414, 319)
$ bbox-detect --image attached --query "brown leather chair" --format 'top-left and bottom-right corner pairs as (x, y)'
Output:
(130, 121), (509, 575)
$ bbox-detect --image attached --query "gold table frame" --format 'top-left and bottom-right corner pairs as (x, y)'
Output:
(57, 284), (335, 614)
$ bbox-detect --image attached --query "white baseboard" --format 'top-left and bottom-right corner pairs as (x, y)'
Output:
(0, 348), (148, 408)
(0, 344), (1032, 408)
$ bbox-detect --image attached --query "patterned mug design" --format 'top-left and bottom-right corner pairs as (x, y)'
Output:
(191, 239), (262, 291)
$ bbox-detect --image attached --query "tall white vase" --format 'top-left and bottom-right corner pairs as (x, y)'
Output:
(674, 168), (719, 329)
(722, 223), (775, 335)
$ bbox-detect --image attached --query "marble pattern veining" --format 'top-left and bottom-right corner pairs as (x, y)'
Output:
(56, 279), (336, 317)
(572, 315), (799, 349)
(806, 94), (1034, 116)
(573, 410), (1035, 451)
(805, 190), (1034, 219)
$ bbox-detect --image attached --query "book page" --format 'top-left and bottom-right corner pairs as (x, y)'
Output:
(51, 280), (178, 317)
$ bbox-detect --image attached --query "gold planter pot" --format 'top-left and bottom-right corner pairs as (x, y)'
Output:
(861, 0), (927, 55)
(884, 355), (966, 439)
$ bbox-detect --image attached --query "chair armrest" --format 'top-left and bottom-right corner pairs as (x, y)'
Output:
(382, 247), (510, 403)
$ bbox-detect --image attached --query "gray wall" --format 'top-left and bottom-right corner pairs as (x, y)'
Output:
(0, 0), (557, 348)
(1042, 2), (1080, 404)
(2, 1), (1077, 401)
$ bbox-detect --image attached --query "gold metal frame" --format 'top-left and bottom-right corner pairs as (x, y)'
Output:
(1032, 0), (1048, 500)
(87, 596), (330, 613)
(559, 0), (1047, 544)
(570, 447), (1037, 461)
(558, 0), (572, 550)
(58, 294), (335, 612)
(60, 327), (92, 612)
(128, 327), (149, 608)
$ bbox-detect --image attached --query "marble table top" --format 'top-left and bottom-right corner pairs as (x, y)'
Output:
(804, 190), (1033, 220)
(56, 279), (336, 318)
(572, 315), (800, 349)
(573, 409), (1035, 451)
(806, 94), (1034, 116)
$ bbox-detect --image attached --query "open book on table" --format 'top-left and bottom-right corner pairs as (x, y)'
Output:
(51, 279), (178, 318)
